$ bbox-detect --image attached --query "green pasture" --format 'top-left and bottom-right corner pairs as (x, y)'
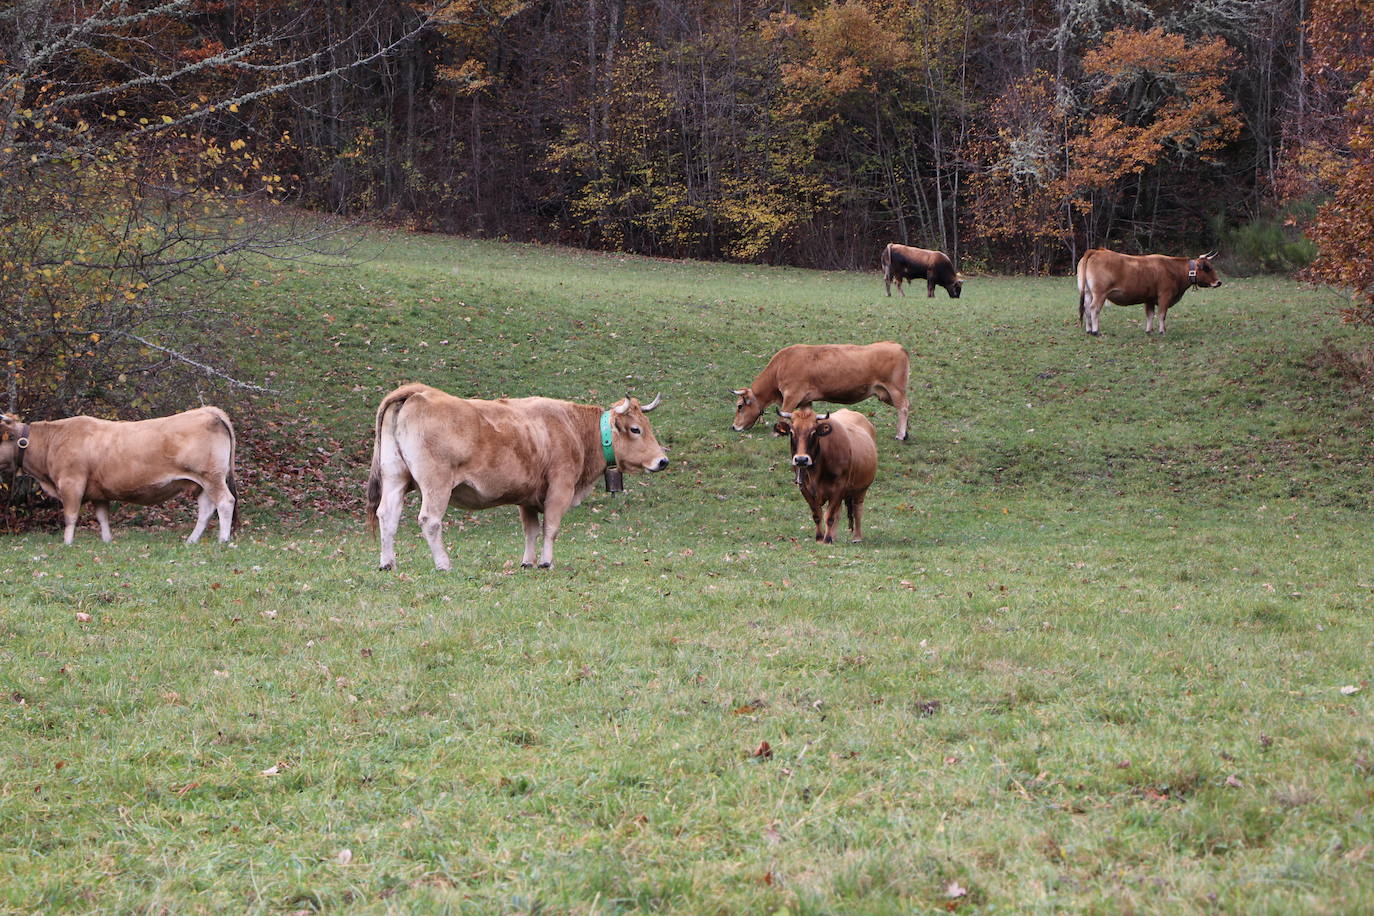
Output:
(2, 232), (1372, 913)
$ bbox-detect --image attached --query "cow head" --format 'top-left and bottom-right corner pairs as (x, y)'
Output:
(730, 387), (765, 431)
(949, 272), (965, 298)
(1190, 252), (1222, 288)
(772, 407), (831, 468)
(610, 394), (669, 472)
(0, 413), (25, 472)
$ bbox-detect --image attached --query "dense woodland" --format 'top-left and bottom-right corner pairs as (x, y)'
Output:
(1, 0), (1372, 423)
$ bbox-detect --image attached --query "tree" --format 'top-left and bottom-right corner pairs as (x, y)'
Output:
(0, 0), (429, 418)
(1299, 0), (1374, 322)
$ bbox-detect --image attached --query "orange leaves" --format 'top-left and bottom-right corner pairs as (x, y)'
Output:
(1073, 28), (1242, 192)
(772, 1), (912, 107)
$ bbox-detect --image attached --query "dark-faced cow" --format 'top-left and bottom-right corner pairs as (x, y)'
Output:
(1077, 248), (1223, 336)
(365, 383), (669, 570)
(881, 244), (964, 298)
(730, 342), (910, 441)
(772, 407), (877, 544)
(0, 407), (239, 544)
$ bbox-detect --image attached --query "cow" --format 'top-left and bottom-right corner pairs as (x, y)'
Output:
(1077, 248), (1223, 336)
(881, 243), (964, 298)
(0, 407), (239, 544)
(365, 383), (669, 571)
(730, 342), (910, 440)
(772, 407), (877, 544)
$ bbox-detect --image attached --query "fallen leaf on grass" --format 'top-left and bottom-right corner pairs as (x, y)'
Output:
(74, 612), (91, 623)
(260, 764), (283, 777)
(1225, 774), (1243, 788)
(752, 740), (773, 760)
(946, 880), (967, 899)
(336, 848), (353, 865)
(1341, 685), (1361, 696)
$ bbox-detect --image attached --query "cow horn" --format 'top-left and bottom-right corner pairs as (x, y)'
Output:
(730, 388), (746, 397)
(642, 392), (662, 412)
(1201, 249), (1218, 260)
(612, 398), (630, 415)
(816, 412), (830, 420)
(777, 408), (793, 419)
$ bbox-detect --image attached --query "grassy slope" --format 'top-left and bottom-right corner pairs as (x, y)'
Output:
(2, 232), (1372, 914)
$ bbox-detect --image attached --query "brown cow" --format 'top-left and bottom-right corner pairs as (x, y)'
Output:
(0, 407), (239, 544)
(881, 243), (964, 298)
(1077, 247), (1223, 335)
(772, 408), (877, 544)
(365, 383), (669, 570)
(730, 342), (910, 440)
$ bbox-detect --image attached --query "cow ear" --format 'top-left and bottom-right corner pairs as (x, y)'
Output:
(773, 421), (791, 437)
(815, 422), (833, 437)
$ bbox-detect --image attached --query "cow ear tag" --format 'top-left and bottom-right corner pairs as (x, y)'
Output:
(600, 409), (623, 494)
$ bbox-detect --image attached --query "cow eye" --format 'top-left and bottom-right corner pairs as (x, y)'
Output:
(630, 425), (642, 435)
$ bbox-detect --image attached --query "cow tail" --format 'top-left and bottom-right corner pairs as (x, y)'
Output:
(881, 243), (891, 279)
(208, 408), (241, 535)
(366, 385), (421, 535)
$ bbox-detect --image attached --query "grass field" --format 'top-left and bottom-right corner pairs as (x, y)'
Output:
(2, 231), (1373, 913)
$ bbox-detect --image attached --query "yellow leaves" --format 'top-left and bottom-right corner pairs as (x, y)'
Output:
(89, 333), (100, 344)
(161, 115), (173, 125)
(230, 139), (246, 151)
(228, 104), (239, 113)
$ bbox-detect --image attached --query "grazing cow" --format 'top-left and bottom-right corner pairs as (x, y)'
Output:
(730, 342), (910, 440)
(1077, 248), (1223, 335)
(0, 407), (239, 544)
(365, 383), (669, 571)
(772, 408), (877, 544)
(881, 243), (964, 298)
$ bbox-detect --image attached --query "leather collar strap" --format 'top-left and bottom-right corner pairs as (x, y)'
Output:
(599, 410), (615, 466)
(13, 424), (29, 471)
(1188, 259), (1198, 282)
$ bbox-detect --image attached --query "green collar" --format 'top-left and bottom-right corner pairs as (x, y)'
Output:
(599, 410), (615, 465)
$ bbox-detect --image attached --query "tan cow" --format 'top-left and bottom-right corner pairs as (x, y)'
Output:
(772, 408), (877, 543)
(0, 407), (239, 544)
(365, 383), (669, 570)
(730, 342), (910, 440)
(1077, 247), (1223, 335)
(882, 244), (964, 298)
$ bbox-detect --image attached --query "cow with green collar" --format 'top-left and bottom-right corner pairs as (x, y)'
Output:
(366, 384), (668, 570)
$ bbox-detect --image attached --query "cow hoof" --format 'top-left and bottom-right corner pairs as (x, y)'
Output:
(895, 433), (908, 442)
(538, 562), (552, 569)
(822, 536), (835, 544)
(521, 562), (533, 569)
(378, 562), (394, 571)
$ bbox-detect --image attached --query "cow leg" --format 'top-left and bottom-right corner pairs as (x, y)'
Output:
(927, 279), (936, 298)
(202, 478), (237, 543)
(1086, 293), (1107, 336)
(58, 483), (83, 545)
(519, 506), (541, 568)
(848, 491), (867, 542)
(1158, 304), (1169, 336)
(1143, 304), (1156, 334)
(376, 475), (409, 571)
(187, 487), (215, 544)
(821, 498), (844, 544)
(93, 501), (113, 543)
(416, 483), (454, 571)
(884, 274), (892, 297)
(876, 386), (910, 441)
(537, 488), (573, 568)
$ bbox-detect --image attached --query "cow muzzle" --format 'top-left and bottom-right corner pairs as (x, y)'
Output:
(648, 457), (669, 472)
(792, 455), (812, 467)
